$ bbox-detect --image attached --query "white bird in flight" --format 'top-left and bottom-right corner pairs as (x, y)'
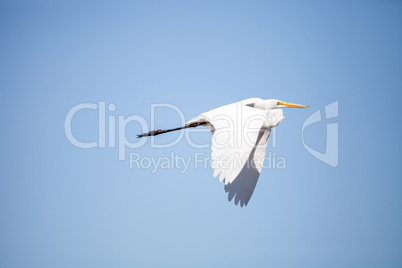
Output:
(138, 98), (308, 207)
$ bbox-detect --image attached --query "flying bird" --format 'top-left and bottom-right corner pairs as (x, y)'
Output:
(138, 98), (308, 206)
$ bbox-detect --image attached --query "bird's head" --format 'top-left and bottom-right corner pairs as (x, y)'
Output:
(259, 99), (309, 127)
(264, 99), (309, 109)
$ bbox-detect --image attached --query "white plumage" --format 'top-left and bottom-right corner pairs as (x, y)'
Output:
(194, 98), (286, 206)
(140, 98), (308, 206)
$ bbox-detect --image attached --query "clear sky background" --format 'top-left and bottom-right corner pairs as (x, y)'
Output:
(1, 1), (402, 267)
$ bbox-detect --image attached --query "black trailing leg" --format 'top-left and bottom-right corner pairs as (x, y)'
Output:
(137, 121), (208, 138)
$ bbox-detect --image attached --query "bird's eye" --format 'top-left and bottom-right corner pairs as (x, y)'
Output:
(277, 101), (282, 106)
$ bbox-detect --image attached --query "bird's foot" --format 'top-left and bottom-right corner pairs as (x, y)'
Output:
(137, 129), (164, 138)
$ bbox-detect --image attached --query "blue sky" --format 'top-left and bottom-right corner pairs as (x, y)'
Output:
(1, 1), (402, 267)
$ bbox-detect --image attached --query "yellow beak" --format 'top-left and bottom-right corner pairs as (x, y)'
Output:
(279, 101), (309, 109)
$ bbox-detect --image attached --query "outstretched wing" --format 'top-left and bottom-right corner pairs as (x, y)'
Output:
(224, 129), (271, 207)
(200, 100), (268, 186)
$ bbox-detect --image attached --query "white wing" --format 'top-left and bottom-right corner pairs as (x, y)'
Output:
(200, 100), (270, 206)
(224, 129), (271, 207)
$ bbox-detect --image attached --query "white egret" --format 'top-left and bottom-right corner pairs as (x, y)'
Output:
(138, 98), (308, 206)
